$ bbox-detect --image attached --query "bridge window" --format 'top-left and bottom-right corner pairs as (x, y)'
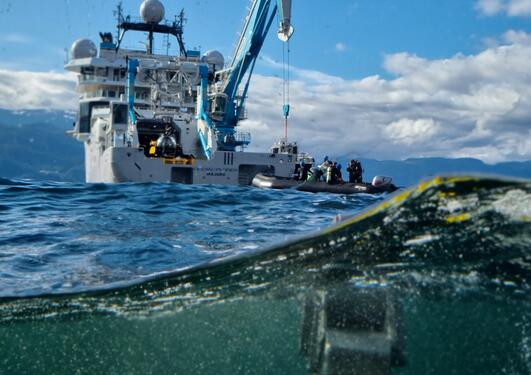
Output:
(78, 101), (109, 133)
(112, 104), (128, 125)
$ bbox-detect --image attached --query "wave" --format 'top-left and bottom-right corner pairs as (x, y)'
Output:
(0, 175), (528, 322)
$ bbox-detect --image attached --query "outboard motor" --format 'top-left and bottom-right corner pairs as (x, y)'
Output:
(372, 176), (393, 187)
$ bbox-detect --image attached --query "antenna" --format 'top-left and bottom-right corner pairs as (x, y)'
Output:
(164, 31), (171, 56)
(164, 15), (179, 56)
(175, 9), (187, 56)
(114, 1), (124, 43)
(114, 2), (188, 56)
(177, 9), (187, 29)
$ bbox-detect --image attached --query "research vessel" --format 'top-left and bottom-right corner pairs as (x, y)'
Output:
(66, 0), (298, 184)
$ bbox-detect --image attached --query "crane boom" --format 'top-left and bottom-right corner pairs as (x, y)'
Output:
(277, 0), (294, 42)
(197, 0), (293, 154)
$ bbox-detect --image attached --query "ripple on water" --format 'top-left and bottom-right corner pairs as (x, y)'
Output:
(0, 176), (529, 300)
(0, 178), (374, 296)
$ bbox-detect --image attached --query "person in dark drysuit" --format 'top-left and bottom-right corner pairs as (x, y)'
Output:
(335, 163), (345, 184)
(300, 160), (312, 181)
(328, 162), (339, 184)
(347, 159), (363, 183)
(292, 164), (301, 180)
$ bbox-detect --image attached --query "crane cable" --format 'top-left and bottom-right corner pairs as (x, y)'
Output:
(282, 40), (291, 141)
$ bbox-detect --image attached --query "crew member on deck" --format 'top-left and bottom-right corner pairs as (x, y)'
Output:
(347, 159), (363, 183)
(301, 160), (312, 181)
(327, 162), (339, 185)
(298, 160), (305, 180)
(293, 162), (301, 180)
(318, 156), (331, 182)
(335, 163), (344, 184)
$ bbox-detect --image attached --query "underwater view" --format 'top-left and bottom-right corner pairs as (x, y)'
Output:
(2, 0), (531, 373)
(0, 175), (529, 374)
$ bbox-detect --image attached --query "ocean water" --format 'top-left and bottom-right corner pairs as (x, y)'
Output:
(0, 175), (529, 374)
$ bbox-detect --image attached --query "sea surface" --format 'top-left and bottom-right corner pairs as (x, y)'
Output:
(0, 175), (529, 375)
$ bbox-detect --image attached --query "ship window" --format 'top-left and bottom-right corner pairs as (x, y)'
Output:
(112, 104), (128, 125)
(96, 68), (107, 77)
(108, 90), (116, 98)
(81, 66), (94, 81)
(79, 103), (91, 133)
(78, 101), (109, 133)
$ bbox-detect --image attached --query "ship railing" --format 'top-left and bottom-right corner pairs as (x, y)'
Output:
(123, 16), (177, 29)
(238, 108), (248, 120)
(79, 75), (108, 83)
(236, 132), (251, 145)
(79, 75), (152, 89)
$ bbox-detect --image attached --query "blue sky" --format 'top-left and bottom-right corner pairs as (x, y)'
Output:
(0, 0), (529, 77)
(1, 0), (531, 162)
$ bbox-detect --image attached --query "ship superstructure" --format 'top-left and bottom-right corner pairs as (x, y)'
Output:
(66, 0), (300, 184)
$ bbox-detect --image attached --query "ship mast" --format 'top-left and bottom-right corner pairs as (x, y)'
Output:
(114, 0), (187, 56)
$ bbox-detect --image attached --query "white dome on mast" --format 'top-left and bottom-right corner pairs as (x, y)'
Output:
(140, 0), (166, 24)
(202, 50), (225, 69)
(70, 39), (97, 59)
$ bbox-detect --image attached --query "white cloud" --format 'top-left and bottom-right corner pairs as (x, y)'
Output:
(507, 0), (531, 15)
(0, 69), (76, 111)
(384, 119), (441, 146)
(242, 33), (531, 163)
(260, 55), (343, 84)
(1, 34), (531, 163)
(335, 42), (347, 52)
(476, 0), (531, 16)
(476, 0), (505, 15)
(0, 33), (32, 44)
(503, 29), (531, 44)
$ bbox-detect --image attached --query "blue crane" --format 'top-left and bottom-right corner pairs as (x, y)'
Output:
(197, 0), (294, 156)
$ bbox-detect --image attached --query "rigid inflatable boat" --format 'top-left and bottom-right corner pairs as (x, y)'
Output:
(252, 174), (398, 195)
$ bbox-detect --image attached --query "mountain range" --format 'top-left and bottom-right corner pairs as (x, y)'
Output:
(0, 109), (84, 182)
(0, 109), (529, 186)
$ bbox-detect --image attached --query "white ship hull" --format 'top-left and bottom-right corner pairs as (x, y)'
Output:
(85, 143), (296, 185)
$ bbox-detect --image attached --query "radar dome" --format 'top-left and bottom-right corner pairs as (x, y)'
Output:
(140, 0), (165, 24)
(202, 50), (225, 69)
(70, 39), (97, 60)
